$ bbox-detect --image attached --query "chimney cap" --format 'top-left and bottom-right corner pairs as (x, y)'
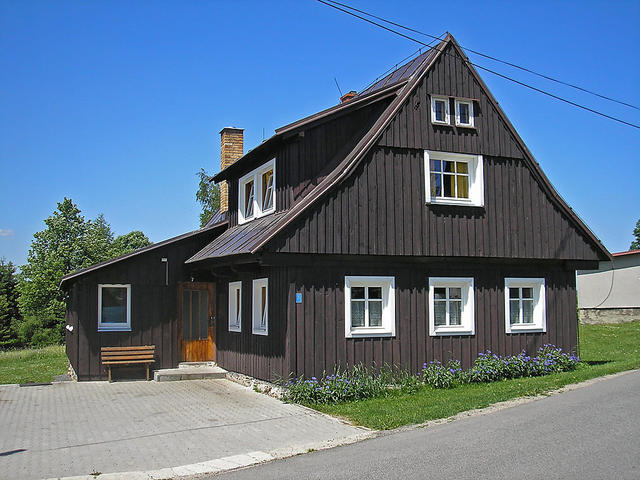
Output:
(340, 91), (357, 103)
(219, 126), (245, 134)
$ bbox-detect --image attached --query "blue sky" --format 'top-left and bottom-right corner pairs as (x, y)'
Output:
(1, 0), (639, 266)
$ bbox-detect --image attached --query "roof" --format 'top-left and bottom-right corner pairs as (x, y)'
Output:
(60, 216), (228, 286)
(203, 209), (227, 227)
(193, 34), (610, 265)
(186, 213), (285, 262)
(612, 249), (640, 257)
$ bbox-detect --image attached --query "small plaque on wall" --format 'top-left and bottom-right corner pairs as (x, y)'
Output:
(295, 293), (302, 304)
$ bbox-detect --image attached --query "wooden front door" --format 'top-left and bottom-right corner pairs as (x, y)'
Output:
(178, 282), (216, 362)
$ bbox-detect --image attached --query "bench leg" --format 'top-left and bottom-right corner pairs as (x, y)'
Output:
(146, 364), (150, 381)
(108, 366), (112, 383)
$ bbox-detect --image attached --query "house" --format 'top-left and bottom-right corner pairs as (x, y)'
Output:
(61, 34), (610, 382)
(577, 249), (640, 324)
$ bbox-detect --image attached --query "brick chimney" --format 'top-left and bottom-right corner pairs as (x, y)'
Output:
(219, 127), (244, 213)
(340, 91), (357, 103)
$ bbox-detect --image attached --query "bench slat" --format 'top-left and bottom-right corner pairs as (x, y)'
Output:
(101, 354), (155, 361)
(102, 359), (155, 365)
(101, 346), (155, 352)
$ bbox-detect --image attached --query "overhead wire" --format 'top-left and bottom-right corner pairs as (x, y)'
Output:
(323, 0), (640, 111)
(317, 0), (640, 129)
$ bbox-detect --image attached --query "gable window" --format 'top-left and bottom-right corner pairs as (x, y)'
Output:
(98, 284), (131, 332)
(504, 278), (546, 333)
(429, 277), (474, 336)
(228, 281), (242, 332)
(252, 278), (268, 335)
(455, 99), (474, 127)
(344, 276), (395, 338)
(425, 151), (484, 207)
(238, 159), (276, 224)
(430, 95), (450, 125)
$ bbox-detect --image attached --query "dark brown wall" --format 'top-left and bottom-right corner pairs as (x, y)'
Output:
(270, 147), (602, 261)
(378, 42), (524, 158)
(65, 230), (217, 380)
(213, 258), (577, 382)
(227, 99), (393, 228)
(214, 266), (288, 381)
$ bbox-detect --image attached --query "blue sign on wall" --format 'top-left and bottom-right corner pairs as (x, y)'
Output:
(295, 293), (302, 304)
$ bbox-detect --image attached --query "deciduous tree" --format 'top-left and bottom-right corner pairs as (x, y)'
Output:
(196, 168), (220, 227)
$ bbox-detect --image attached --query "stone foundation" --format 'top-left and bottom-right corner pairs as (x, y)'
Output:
(579, 308), (640, 325)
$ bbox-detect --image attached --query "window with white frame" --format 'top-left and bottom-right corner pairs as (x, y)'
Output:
(429, 277), (474, 336)
(238, 159), (276, 224)
(425, 150), (484, 207)
(455, 99), (474, 127)
(252, 278), (268, 335)
(504, 278), (546, 333)
(228, 281), (242, 332)
(344, 276), (395, 338)
(98, 284), (131, 331)
(430, 95), (450, 125)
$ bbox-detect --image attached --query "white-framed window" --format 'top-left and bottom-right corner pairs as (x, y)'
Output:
(252, 278), (268, 335)
(228, 281), (242, 332)
(98, 284), (131, 332)
(429, 277), (474, 336)
(504, 278), (546, 333)
(425, 150), (484, 207)
(344, 276), (395, 338)
(430, 95), (450, 125)
(238, 159), (276, 224)
(455, 99), (474, 127)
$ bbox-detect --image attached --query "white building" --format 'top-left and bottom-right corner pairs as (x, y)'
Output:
(577, 249), (640, 323)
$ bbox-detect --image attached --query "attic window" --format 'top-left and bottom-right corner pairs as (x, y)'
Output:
(430, 95), (450, 125)
(455, 99), (474, 127)
(238, 159), (276, 224)
(425, 150), (484, 207)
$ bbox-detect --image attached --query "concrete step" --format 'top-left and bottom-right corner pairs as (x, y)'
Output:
(154, 365), (227, 382)
(178, 362), (217, 369)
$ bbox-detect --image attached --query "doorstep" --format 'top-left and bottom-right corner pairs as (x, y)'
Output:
(153, 363), (227, 381)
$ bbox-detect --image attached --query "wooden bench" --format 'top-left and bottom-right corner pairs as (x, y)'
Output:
(101, 345), (155, 382)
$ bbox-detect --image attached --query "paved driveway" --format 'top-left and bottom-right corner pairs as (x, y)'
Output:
(0, 379), (365, 480)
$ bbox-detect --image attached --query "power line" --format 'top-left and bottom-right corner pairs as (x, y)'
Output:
(323, 0), (640, 111)
(317, 0), (640, 130)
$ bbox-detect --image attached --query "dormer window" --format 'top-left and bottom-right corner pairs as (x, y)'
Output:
(430, 95), (450, 125)
(455, 99), (474, 127)
(238, 159), (276, 224)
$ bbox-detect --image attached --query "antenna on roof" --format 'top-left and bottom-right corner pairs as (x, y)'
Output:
(334, 77), (343, 97)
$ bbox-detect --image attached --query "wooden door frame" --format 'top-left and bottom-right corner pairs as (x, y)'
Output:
(178, 282), (216, 362)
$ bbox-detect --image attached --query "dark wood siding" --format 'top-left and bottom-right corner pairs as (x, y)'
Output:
(64, 230), (217, 380)
(214, 258), (578, 382)
(214, 266), (288, 381)
(270, 147), (602, 261)
(378, 43), (524, 159)
(227, 99), (392, 227)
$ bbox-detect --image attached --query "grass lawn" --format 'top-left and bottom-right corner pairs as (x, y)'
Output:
(315, 321), (640, 430)
(0, 345), (68, 385)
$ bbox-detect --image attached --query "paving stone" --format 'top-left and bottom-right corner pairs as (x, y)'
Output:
(0, 379), (364, 480)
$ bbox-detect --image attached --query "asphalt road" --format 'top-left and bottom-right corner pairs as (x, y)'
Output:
(213, 370), (640, 480)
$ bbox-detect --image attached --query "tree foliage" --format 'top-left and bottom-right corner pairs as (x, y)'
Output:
(631, 219), (640, 250)
(196, 168), (220, 227)
(0, 258), (20, 348)
(14, 198), (153, 347)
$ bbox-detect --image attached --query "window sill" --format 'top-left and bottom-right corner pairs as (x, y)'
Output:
(252, 329), (268, 336)
(427, 197), (484, 208)
(431, 121), (452, 127)
(228, 326), (241, 333)
(98, 326), (131, 332)
(507, 325), (546, 334)
(430, 327), (474, 336)
(346, 328), (395, 338)
(455, 123), (476, 129)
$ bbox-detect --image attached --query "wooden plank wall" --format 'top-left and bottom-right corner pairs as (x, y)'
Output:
(271, 147), (601, 261)
(214, 266), (288, 381)
(378, 42), (524, 159)
(283, 260), (577, 381)
(227, 99), (393, 228)
(65, 230), (217, 380)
